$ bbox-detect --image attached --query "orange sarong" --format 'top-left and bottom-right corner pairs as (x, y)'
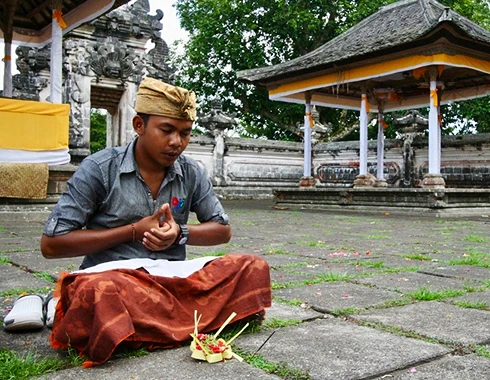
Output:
(50, 254), (271, 366)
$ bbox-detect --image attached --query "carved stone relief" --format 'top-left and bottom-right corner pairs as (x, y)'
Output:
(13, 0), (174, 162)
(11, 45), (49, 100)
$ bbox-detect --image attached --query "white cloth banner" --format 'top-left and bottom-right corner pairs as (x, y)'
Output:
(0, 148), (70, 166)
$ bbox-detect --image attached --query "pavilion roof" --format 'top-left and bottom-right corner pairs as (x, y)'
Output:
(236, 0), (490, 111)
(237, 0), (490, 84)
(0, 0), (130, 46)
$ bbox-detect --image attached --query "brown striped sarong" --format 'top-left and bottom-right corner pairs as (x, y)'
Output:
(50, 254), (271, 366)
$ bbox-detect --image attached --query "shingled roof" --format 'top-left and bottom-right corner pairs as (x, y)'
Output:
(237, 0), (490, 85)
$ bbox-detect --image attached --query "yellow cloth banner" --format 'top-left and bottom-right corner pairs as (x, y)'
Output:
(0, 98), (70, 151)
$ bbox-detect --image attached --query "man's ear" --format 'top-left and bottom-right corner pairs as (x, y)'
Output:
(133, 115), (145, 135)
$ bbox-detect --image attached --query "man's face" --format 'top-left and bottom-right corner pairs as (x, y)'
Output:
(135, 114), (193, 168)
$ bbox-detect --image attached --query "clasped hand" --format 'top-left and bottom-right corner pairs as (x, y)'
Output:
(135, 203), (180, 251)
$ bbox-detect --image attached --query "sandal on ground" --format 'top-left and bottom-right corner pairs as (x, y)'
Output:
(45, 293), (58, 329)
(3, 294), (45, 331)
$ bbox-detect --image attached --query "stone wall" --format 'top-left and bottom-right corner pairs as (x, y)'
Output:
(44, 133), (490, 201)
(182, 133), (490, 198)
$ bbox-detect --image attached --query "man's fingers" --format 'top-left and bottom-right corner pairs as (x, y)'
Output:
(154, 203), (167, 221)
(164, 203), (175, 223)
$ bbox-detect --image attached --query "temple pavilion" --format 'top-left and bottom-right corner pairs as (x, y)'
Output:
(237, 0), (490, 189)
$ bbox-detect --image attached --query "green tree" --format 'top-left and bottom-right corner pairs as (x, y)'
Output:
(173, 0), (490, 140)
(90, 109), (107, 154)
(173, 0), (390, 141)
(438, 0), (490, 135)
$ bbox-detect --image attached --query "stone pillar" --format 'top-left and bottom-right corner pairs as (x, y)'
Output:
(423, 69), (445, 188)
(375, 102), (387, 187)
(3, 42), (12, 97)
(50, 8), (64, 103)
(118, 83), (138, 145)
(300, 93), (316, 187)
(106, 113), (114, 148)
(66, 73), (91, 162)
(213, 132), (226, 186)
(354, 93), (374, 187)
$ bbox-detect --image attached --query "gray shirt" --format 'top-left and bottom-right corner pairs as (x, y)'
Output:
(43, 138), (229, 269)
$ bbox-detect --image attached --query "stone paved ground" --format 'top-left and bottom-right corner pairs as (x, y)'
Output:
(1, 200), (490, 379)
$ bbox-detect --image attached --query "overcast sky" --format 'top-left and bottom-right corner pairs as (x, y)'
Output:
(0, 0), (187, 88)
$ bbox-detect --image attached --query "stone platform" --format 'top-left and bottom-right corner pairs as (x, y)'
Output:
(273, 187), (490, 217)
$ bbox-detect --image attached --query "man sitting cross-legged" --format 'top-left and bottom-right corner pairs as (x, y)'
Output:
(40, 78), (271, 366)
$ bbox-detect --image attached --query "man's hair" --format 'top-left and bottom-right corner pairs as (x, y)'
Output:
(137, 113), (151, 127)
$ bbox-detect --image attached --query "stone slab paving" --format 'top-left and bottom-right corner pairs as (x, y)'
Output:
(40, 346), (281, 380)
(266, 253), (389, 282)
(375, 354), (490, 379)
(273, 282), (405, 311)
(356, 301), (490, 345)
(235, 318), (450, 380)
(445, 290), (490, 308)
(0, 322), (54, 358)
(0, 264), (53, 293)
(361, 255), (438, 270)
(269, 270), (307, 285)
(5, 251), (82, 279)
(355, 271), (475, 293)
(259, 253), (325, 269)
(2, 201), (490, 379)
(418, 265), (490, 282)
(291, 248), (383, 261)
(265, 301), (323, 322)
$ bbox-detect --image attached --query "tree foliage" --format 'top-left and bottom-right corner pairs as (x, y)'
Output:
(172, 0), (490, 140)
(90, 110), (107, 154)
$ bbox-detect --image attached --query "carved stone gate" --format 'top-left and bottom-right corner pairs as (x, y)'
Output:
(10, 0), (173, 163)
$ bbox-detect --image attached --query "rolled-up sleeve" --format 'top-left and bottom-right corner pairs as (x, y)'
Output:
(44, 158), (107, 236)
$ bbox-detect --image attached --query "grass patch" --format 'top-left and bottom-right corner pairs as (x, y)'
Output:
(408, 288), (465, 301)
(0, 348), (76, 379)
(352, 260), (384, 268)
(265, 246), (288, 255)
(473, 345), (490, 359)
(262, 318), (302, 329)
(356, 320), (439, 344)
(281, 262), (318, 269)
(33, 272), (56, 283)
(272, 297), (303, 306)
(378, 266), (421, 275)
(235, 349), (311, 379)
(309, 271), (351, 284)
(0, 248), (30, 254)
(112, 347), (149, 360)
(55, 264), (75, 272)
(0, 287), (53, 297)
(198, 248), (230, 257)
(330, 307), (360, 317)
(295, 240), (326, 248)
(453, 300), (489, 310)
(364, 234), (389, 240)
(0, 256), (9, 264)
(374, 296), (413, 309)
(464, 235), (487, 243)
(449, 253), (490, 267)
(403, 254), (430, 261)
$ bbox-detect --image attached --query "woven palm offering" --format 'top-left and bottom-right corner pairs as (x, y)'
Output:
(190, 310), (249, 363)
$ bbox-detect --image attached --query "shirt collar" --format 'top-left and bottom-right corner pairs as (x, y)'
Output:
(119, 138), (183, 178)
